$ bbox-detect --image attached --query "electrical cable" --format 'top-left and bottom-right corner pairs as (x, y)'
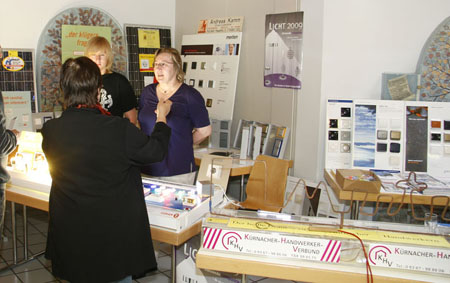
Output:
(338, 229), (373, 283)
(214, 184), (243, 208)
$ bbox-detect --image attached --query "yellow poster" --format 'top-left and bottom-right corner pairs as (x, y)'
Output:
(139, 54), (155, 72)
(61, 25), (111, 63)
(138, 29), (160, 48)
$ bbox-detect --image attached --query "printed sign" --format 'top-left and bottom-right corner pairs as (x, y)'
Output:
(139, 54), (155, 72)
(264, 12), (303, 89)
(2, 91), (33, 131)
(202, 228), (341, 263)
(61, 25), (111, 63)
(369, 244), (450, 275)
(206, 217), (450, 248)
(198, 17), (244, 33)
(138, 29), (160, 48)
(2, 53), (25, 71)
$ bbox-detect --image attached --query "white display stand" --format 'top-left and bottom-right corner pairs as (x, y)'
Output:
(181, 32), (242, 121)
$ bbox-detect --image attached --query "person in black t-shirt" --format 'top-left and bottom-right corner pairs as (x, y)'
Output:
(85, 36), (138, 125)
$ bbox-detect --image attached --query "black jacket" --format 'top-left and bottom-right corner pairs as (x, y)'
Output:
(42, 107), (170, 283)
(0, 92), (17, 186)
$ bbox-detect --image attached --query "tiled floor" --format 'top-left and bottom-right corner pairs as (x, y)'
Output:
(0, 204), (298, 283)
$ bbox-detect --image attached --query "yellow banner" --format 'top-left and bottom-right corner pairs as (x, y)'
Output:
(206, 217), (450, 248)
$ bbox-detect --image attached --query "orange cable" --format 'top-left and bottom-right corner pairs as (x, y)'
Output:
(338, 229), (373, 283)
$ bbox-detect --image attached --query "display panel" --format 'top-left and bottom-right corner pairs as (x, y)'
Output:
(181, 32), (242, 121)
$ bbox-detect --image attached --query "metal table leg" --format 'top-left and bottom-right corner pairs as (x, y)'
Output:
(239, 175), (245, 201)
(11, 202), (17, 264)
(350, 200), (360, 220)
(23, 205), (28, 260)
(0, 203), (45, 273)
(171, 244), (176, 283)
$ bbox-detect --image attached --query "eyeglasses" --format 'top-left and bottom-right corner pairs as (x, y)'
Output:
(153, 62), (173, 68)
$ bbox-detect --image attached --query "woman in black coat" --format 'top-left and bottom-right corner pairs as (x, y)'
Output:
(42, 57), (172, 283)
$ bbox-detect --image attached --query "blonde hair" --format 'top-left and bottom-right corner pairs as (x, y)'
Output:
(154, 48), (185, 82)
(85, 36), (113, 73)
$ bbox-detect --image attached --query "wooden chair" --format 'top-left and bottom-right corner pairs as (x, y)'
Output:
(240, 155), (292, 212)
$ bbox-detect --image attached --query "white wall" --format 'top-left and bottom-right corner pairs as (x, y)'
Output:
(0, 0), (175, 49)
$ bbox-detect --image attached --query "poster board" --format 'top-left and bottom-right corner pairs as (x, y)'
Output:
(0, 49), (37, 113)
(181, 32), (242, 121)
(324, 99), (450, 178)
(2, 91), (33, 131)
(61, 25), (112, 63)
(124, 24), (172, 98)
(264, 12), (303, 89)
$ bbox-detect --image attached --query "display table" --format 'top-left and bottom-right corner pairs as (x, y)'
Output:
(324, 169), (449, 206)
(4, 183), (202, 283)
(196, 213), (450, 283)
(324, 169), (450, 219)
(196, 249), (447, 283)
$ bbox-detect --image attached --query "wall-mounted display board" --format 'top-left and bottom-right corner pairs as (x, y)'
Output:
(325, 99), (450, 178)
(181, 32), (242, 121)
(0, 49), (37, 113)
(264, 12), (303, 89)
(36, 7), (127, 112)
(124, 24), (172, 99)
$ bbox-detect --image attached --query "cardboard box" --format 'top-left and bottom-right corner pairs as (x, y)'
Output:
(335, 169), (381, 193)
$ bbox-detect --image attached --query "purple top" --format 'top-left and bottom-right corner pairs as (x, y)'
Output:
(138, 83), (210, 176)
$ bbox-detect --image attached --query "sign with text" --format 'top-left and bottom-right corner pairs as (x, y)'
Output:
(61, 25), (111, 63)
(202, 227), (341, 263)
(369, 244), (450, 275)
(264, 12), (303, 89)
(3, 91), (33, 131)
(198, 17), (244, 33)
(138, 29), (160, 48)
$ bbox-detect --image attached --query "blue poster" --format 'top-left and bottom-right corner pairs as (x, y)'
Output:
(353, 104), (377, 168)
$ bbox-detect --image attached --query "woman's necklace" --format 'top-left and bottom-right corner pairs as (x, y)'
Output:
(158, 83), (180, 99)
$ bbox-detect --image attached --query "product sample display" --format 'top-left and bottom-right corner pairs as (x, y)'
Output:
(325, 99), (450, 178)
(181, 32), (242, 121)
(142, 178), (224, 232)
(7, 131), (51, 193)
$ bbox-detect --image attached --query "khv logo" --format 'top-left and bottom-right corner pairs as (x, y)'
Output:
(369, 245), (393, 266)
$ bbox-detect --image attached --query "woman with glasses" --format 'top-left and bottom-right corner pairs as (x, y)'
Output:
(138, 48), (211, 185)
(85, 36), (138, 125)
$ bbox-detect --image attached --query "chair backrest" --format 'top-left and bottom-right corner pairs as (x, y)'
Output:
(243, 155), (291, 211)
